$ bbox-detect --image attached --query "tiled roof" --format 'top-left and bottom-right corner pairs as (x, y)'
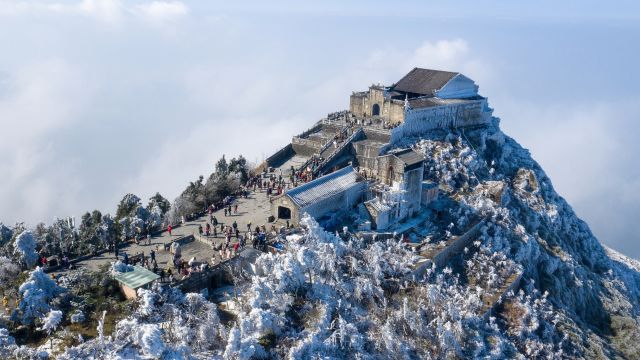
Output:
(113, 266), (160, 289)
(392, 68), (458, 96)
(391, 148), (425, 166)
(287, 166), (362, 208)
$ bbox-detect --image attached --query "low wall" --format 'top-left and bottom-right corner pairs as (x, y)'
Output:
(482, 271), (523, 321)
(265, 143), (295, 168)
(292, 138), (323, 157)
(297, 122), (324, 139)
(176, 248), (263, 293)
(431, 218), (485, 268)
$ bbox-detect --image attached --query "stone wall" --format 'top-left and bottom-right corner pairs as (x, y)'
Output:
(271, 195), (301, 223)
(292, 137), (323, 157)
(349, 86), (404, 123)
(265, 143), (295, 168)
(421, 182), (439, 206)
(403, 167), (424, 216)
(390, 100), (492, 144)
(431, 218), (485, 268)
(375, 155), (406, 185)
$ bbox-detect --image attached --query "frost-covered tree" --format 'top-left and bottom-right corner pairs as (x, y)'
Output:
(17, 267), (65, 325)
(40, 309), (63, 350)
(116, 193), (142, 220)
(13, 230), (38, 269)
(99, 214), (117, 248)
(0, 328), (16, 358)
(147, 205), (163, 232)
(70, 310), (85, 324)
(147, 192), (171, 215)
(0, 223), (12, 247)
(78, 210), (103, 254)
(0, 256), (20, 293)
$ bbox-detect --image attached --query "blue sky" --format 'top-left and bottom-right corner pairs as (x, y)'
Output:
(0, 0), (639, 257)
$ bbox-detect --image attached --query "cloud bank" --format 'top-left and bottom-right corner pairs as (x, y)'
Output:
(0, 7), (637, 257)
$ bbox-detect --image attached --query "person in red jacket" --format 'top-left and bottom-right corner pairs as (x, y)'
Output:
(168, 224), (173, 236)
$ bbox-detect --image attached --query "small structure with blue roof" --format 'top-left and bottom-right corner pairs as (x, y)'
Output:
(271, 166), (367, 225)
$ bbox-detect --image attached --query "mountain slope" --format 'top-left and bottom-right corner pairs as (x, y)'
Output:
(222, 122), (640, 358)
(48, 120), (640, 359)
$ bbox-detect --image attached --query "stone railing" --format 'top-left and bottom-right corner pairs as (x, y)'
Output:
(315, 127), (364, 175)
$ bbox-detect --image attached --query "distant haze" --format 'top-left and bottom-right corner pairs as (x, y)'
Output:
(0, 1), (638, 257)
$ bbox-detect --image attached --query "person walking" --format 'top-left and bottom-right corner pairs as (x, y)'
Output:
(146, 233), (151, 246)
(234, 204), (238, 214)
(233, 241), (240, 256)
(150, 249), (156, 263)
(168, 224), (173, 236)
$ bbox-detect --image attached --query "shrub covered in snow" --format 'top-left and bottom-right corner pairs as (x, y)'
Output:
(40, 309), (63, 335)
(70, 310), (85, 324)
(110, 260), (134, 275)
(17, 267), (65, 326)
(13, 230), (38, 269)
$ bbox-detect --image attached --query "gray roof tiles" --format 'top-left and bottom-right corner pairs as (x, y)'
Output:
(392, 68), (458, 96)
(287, 166), (362, 208)
(391, 148), (425, 166)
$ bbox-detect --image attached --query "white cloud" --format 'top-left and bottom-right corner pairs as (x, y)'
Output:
(77, 0), (124, 23)
(134, 1), (188, 24)
(362, 39), (491, 86)
(0, 59), (96, 224)
(0, 0), (125, 23)
(0, 0), (188, 26)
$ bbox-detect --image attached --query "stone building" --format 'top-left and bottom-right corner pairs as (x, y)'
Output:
(363, 148), (425, 230)
(350, 84), (405, 124)
(349, 68), (492, 132)
(271, 166), (366, 225)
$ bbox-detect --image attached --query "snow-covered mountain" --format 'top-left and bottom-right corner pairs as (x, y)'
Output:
(216, 122), (640, 359)
(33, 120), (640, 359)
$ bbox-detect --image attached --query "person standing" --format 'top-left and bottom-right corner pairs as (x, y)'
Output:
(168, 224), (173, 236)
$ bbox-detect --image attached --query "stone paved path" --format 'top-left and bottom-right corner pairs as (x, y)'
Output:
(53, 189), (278, 277)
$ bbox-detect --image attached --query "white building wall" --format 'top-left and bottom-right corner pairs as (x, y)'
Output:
(435, 74), (478, 99)
(389, 100), (492, 144)
(403, 167), (424, 216)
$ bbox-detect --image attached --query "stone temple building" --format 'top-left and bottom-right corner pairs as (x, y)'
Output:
(349, 67), (492, 130)
(265, 67), (492, 229)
